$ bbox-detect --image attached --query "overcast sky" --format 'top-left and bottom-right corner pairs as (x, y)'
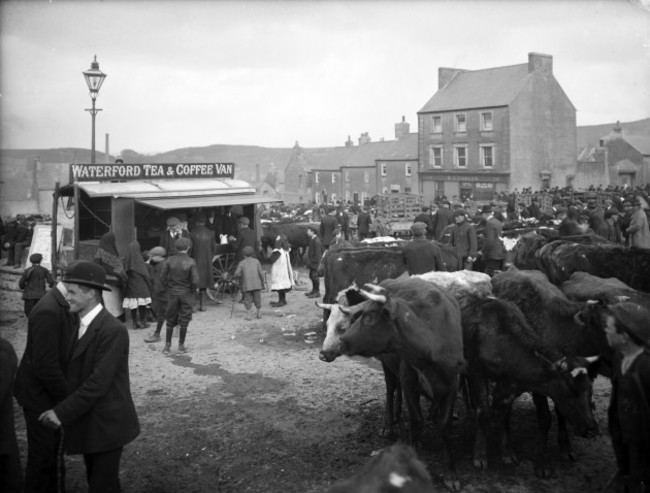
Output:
(1, 0), (649, 155)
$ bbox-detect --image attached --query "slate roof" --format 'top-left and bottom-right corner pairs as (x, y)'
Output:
(419, 63), (531, 113)
(626, 136), (650, 156)
(298, 133), (418, 171)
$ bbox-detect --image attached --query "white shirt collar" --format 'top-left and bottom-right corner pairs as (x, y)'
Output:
(79, 303), (103, 339)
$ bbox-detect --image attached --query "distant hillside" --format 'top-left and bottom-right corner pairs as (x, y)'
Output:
(577, 118), (650, 148)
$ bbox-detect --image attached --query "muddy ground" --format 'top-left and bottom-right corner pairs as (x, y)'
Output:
(1, 265), (616, 492)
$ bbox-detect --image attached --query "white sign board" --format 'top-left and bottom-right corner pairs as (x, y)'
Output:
(27, 224), (63, 272)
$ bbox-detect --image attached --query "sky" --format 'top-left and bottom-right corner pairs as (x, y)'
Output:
(1, 0), (649, 155)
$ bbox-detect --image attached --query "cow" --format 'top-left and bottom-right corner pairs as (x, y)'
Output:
(326, 443), (435, 493)
(318, 270), (491, 439)
(491, 268), (610, 476)
(413, 270), (492, 298)
(458, 295), (599, 475)
(321, 244), (460, 308)
(561, 271), (650, 311)
(260, 220), (319, 265)
(536, 240), (650, 292)
(338, 277), (464, 491)
(318, 294), (404, 440)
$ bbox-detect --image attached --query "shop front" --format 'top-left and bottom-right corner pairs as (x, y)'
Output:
(58, 162), (279, 264)
(419, 170), (510, 202)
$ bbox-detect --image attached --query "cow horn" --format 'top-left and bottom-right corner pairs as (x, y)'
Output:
(616, 295), (630, 302)
(339, 305), (352, 314)
(570, 367), (587, 378)
(586, 299), (599, 305)
(585, 355), (600, 363)
(573, 311), (585, 326)
(363, 283), (383, 294)
(360, 289), (387, 304)
(316, 302), (334, 310)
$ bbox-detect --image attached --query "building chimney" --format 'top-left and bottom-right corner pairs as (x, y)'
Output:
(438, 67), (465, 89)
(105, 133), (110, 163)
(528, 52), (553, 74)
(345, 135), (354, 147)
(394, 115), (410, 139)
(358, 132), (371, 146)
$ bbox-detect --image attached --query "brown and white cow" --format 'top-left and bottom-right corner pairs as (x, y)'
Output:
(337, 277), (464, 491)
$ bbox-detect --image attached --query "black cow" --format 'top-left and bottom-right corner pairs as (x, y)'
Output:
(492, 268), (610, 476)
(537, 240), (650, 292)
(459, 295), (598, 474)
(260, 220), (319, 265)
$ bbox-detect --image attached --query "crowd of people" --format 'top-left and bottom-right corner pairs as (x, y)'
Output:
(1, 183), (649, 491)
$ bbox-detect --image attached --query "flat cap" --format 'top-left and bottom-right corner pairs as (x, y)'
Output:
(166, 216), (180, 227)
(175, 237), (191, 251)
(149, 246), (167, 257)
(410, 222), (427, 234)
(610, 302), (650, 348)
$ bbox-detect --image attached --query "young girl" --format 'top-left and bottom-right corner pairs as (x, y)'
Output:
(234, 246), (265, 320)
(122, 241), (152, 329)
(269, 235), (293, 307)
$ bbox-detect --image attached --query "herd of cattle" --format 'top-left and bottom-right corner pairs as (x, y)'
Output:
(307, 230), (650, 491)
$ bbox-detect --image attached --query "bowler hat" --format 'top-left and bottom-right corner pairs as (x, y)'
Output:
(610, 302), (650, 348)
(64, 261), (110, 291)
(166, 216), (180, 227)
(29, 253), (43, 264)
(481, 205), (492, 214)
(454, 210), (467, 217)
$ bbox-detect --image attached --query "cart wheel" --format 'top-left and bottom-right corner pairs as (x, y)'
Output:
(206, 253), (238, 302)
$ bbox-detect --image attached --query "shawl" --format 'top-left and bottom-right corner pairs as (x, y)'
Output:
(123, 241), (151, 280)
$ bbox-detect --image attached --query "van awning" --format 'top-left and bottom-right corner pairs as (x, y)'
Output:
(77, 178), (255, 198)
(75, 178), (281, 209)
(136, 195), (276, 210)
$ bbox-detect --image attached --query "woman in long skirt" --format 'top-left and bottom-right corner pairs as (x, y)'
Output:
(122, 241), (153, 329)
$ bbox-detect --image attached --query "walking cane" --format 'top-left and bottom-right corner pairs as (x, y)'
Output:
(230, 286), (239, 319)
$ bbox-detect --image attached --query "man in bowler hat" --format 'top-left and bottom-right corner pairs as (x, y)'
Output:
(14, 272), (78, 492)
(39, 261), (140, 493)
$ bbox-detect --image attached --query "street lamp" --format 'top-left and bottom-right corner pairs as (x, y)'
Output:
(82, 55), (107, 164)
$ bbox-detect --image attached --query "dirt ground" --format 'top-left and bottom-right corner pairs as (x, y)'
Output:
(1, 264), (617, 493)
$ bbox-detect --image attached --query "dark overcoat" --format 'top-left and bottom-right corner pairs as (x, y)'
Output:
(402, 238), (445, 274)
(482, 217), (506, 261)
(191, 224), (217, 289)
(14, 287), (78, 412)
(54, 308), (140, 454)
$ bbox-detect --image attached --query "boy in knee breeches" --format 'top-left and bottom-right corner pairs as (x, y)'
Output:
(160, 237), (198, 354)
(234, 246), (265, 320)
(143, 247), (169, 343)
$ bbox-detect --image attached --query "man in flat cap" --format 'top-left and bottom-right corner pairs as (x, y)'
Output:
(402, 222), (445, 275)
(230, 216), (259, 263)
(160, 215), (192, 257)
(39, 261), (140, 493)
(450, 209), (478, 270)
(625, 198), (650, 249)
(604, 302), (650, 492)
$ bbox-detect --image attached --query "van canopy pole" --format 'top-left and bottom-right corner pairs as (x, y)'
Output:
(52, 182), (60, 277)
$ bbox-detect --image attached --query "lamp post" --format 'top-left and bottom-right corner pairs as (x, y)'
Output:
(82, 55), (107, 164)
